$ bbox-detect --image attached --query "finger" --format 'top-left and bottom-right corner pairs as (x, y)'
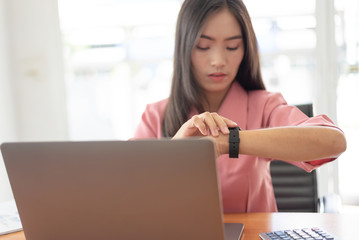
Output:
(191, 115), (208, 136)
(211, 113), (230, 134)
(200, 112), (219, 136)
(222, 117), (238, 127)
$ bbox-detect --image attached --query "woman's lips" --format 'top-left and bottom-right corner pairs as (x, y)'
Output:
(208, 72), (227, 82)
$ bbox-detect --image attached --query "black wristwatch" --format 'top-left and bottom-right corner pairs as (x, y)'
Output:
(228, 126), (241, 158)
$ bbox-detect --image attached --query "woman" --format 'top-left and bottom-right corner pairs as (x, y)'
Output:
(133, 0), (346, 212)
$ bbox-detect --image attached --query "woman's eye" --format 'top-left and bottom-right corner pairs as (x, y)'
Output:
(196, 46), (209, 50)
(227, 47), (238, 51)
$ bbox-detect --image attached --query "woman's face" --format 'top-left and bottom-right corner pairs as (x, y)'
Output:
(191, 8), (244, 99)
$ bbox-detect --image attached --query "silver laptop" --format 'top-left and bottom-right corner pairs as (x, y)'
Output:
(1, 139), (244, 240)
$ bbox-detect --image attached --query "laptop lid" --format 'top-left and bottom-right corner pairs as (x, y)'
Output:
(1, 139), (243, 240)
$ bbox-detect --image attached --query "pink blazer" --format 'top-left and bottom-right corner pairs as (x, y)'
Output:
(133, 81), (338, 212)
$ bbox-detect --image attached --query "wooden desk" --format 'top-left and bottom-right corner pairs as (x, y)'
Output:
(1, 212), (356, 239)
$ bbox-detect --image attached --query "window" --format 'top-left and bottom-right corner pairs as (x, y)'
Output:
(58, 0), (181, 140)
(246, 0), (316, 104)
(335, 0), (359, 206)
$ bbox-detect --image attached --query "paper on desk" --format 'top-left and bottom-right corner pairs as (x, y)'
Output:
(0, 200), (22, 235)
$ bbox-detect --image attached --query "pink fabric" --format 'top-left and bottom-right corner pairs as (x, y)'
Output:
(133, 81), (338, 213)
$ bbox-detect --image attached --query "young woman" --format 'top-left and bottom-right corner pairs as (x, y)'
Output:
(133, 0), (346, 212)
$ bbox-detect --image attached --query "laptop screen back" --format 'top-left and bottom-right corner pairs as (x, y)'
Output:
(1, 139), (226, 240)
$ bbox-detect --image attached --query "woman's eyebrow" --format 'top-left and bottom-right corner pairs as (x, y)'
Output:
(200, 34), (243, 41)
(226, 35), (242, 40)
(200, 34), (214, 40)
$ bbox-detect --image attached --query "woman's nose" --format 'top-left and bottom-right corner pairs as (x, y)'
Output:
(210, 50), (226, 68)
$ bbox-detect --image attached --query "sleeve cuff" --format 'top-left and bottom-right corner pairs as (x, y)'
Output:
(307, 158), (335, 166)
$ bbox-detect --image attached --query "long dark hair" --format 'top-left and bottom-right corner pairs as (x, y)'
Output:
(162, 0), (265, 137)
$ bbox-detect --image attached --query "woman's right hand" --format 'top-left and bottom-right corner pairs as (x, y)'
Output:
(172, 112), (238, 139)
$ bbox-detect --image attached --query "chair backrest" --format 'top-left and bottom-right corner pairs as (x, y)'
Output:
(270, 103), (319, 212)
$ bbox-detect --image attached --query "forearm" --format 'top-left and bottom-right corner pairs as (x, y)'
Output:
(217, 126), (346, 162)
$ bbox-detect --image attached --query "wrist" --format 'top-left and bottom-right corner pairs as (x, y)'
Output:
(208, 133), (229, 157)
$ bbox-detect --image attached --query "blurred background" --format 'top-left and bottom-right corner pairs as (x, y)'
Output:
(0, 0), (358, 212)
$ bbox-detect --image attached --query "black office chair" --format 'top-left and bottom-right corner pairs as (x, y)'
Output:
(270, 104), (319, 212)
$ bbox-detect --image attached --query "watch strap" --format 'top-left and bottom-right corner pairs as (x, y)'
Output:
(228, 126), (241, 158)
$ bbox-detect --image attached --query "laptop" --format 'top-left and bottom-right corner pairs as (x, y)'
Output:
(1, 139), (244, 240)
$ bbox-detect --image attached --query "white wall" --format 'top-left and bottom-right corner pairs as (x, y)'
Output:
(0, 0), (16, 202)
(0, 0), (69, 202)
(6, 0), (69, 141)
